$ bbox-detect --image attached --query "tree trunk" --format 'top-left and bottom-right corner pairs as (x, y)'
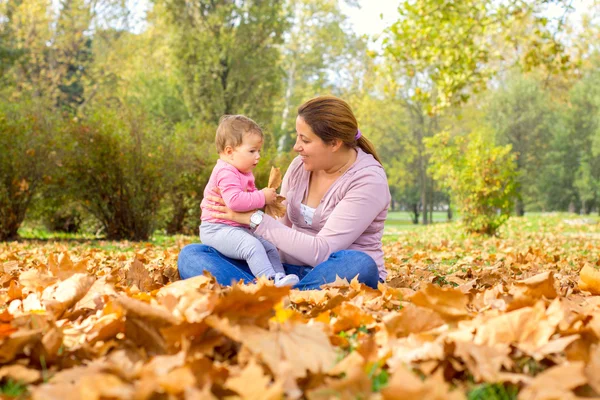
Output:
(411, 203), (419, 224)
(516, 197), (525, 216)
(277, 59), (296, 153)
(429, 181), (434, 224)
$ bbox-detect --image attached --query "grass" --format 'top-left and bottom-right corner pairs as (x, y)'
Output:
(0, 379), (28, 398)
(13, 211), (600, 252)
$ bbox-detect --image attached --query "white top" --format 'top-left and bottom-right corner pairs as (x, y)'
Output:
(300, 203), (316, 226)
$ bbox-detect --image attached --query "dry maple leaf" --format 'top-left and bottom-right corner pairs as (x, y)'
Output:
(41, 273), (95, 319)
(381, 368), (465, 400)
(0, 364), (41, 384)
(126, 257), (161, 292)
(519, 361), (587, 400)
(225, 358), (284, 400)
(578, 263), (600, 295)
(114, 294), (180, 326)
(264, 166), (286, 218)
(410, 283), (469, 319)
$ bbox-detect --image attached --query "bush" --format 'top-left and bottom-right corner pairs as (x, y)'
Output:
(426, 129), (517, 235)
(62, 105), (169, 240)
(156, 121), (216, 235)
(0, 100), (55, 240)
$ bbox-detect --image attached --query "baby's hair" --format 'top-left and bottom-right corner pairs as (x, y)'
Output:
(215, 115), (263, 153)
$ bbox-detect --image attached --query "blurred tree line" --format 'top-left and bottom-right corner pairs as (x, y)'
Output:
(0, 0), (599, 240)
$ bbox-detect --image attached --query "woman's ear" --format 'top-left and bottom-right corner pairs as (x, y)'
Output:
(330, 138), (344, 152)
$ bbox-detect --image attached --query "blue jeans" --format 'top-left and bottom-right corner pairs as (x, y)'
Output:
(177, 244), (380, 290)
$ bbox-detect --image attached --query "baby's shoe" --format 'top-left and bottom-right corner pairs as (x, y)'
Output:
(274, 272), (299, 287)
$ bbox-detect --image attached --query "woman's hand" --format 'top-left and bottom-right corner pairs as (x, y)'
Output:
(205, 187), (254, 225)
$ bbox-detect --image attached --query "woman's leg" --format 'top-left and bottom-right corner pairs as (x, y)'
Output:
(291, 250), (379, 290)
(177, 243), (255, 285)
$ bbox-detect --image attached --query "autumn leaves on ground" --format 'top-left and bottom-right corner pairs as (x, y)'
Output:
(2, 214), (600, 399)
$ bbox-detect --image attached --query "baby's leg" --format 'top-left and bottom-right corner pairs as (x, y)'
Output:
(255, 236), (285, 274)
(200, 223), (276, 278)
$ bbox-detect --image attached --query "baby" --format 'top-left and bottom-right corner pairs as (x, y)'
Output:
(200, 115), (299, 287)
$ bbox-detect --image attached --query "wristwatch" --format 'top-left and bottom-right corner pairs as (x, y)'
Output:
(249, 210), (264, 229)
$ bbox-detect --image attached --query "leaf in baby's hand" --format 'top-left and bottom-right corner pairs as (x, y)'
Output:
(268, 167), (282, 189)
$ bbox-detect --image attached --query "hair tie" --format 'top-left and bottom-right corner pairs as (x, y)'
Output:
(355, 129), (362, 141)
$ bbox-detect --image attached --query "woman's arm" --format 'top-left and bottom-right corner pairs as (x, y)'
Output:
(255, 172), (390, 266)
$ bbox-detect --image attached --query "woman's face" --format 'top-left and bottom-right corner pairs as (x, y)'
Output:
(293, 116), (335, 171)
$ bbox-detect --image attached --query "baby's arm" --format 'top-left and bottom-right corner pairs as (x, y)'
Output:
(217, 169), (266, 212)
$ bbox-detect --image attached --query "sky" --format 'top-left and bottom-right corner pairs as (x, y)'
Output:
(339, 0), (400, 37)
(71, 0), (598, 38)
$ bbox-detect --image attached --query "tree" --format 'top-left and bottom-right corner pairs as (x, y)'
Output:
(274, 0), (359, 150)
(0, 99), (56, 240)
(486, 73), (554, 215)
(155, 0), (287, 125)
(427, 129), (517, 235)
(382, 0), (573, 223)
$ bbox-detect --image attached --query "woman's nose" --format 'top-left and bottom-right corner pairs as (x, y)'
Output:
(293, 139), (302, 152)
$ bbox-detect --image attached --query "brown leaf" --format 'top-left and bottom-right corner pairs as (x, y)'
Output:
(0, 364), (41, 384)
(508, 271), (557, 310)
(225, 358), (283, 400)
(519, 362), (587, 400)
(267, 166), (282, 189)
(410, 283), (469, 319)
(383, 304), (445, 337)
(381, 368), (465, 400)
(158, 366), (197, 395)
(578, 263), (600, 295)
(41, 273), (95, 319)
(115, 294), (180, 326)
(331, 302), (375, 333)
(126, 257), (161, 292)
(453, 341), (512, 382)
(0, 329), (43, 363)
(265, 195), (286, 218)
(124, 317), (167, 355)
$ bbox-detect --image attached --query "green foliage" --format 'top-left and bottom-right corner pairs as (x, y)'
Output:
(467, 382), (518, 400)
(383, 0), (573, 114)
(0, 99), (56, 240)
(427, 129), (518, 235)
(156, 0), (287, 125)
(62, 105), (170, 240)
(486, 73), (554, 214)
(0, 379), (28, 398)
(539, 66), (600, 212)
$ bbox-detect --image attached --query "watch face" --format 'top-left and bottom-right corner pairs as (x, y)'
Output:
(251, 212), (263, 224)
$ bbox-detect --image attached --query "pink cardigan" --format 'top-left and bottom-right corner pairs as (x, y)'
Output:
(201, 159), (266, 227)
(255, 149), (391, 280)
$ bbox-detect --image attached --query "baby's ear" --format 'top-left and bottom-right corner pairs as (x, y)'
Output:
(223, 146), (234, 156)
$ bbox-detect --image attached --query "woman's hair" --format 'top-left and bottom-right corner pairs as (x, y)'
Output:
(215, 115), (263, 153)
(297, 95), (382, 164)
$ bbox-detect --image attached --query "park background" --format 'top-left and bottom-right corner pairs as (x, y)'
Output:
(2, 0), (600, 241)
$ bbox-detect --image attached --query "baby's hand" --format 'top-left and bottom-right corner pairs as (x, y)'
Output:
(261, 188), (277, 205)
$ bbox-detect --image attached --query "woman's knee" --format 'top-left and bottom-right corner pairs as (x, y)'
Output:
(333, 250), (377, 268)
(178, 244), (214, 278)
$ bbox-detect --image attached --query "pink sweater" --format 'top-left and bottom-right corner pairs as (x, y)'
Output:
(201, 159), (265, 227)
(255, 149), (391, 280)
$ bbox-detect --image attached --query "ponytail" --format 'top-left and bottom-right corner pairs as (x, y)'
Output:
(357, 135), (382, 165)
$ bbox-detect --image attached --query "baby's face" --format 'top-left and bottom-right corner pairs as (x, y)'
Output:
(230, 133), (263, 173)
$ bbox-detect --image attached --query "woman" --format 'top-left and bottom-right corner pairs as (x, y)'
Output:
(178, 95), (391, 290)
